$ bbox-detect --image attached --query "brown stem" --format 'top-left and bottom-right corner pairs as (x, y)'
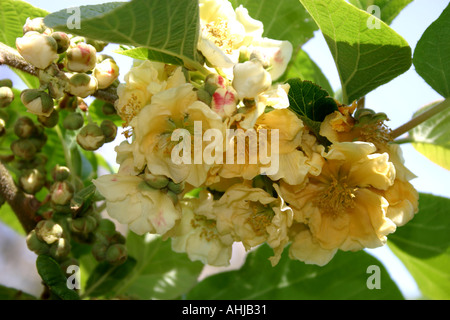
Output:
(0, 162), (39, 234)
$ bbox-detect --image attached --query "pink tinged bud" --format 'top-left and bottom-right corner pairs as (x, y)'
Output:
(204, 74), (227, 95)
(50, 32), (70, 54)
(93, 58), (120, 89)
(16, 32), (59, 69)
(66, 43), (97, 72)
(67, 73), (98, 98)
(211, 87), (238, 118)
(50, 180), (74, 205)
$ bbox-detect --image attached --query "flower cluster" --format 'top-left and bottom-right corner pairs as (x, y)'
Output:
(94, 0), (418, 267)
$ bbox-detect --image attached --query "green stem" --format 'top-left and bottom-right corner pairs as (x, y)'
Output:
(390, 98), (450, 139)
(393, 137), (414, 145)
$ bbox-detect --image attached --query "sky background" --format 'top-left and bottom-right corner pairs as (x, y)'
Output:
(0, 0), (449, 299)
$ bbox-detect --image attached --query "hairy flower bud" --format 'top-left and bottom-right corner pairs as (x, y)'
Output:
(11, 139), (37, 160)
(16, 32), (58, 69)
(63, 112), (84, 130)
(0, 86), (14, 108)
(37, 109), (59, 128)
(20, 89), (54, 116)
(22, 17), (50, 34)
(105, 244), (127, 265)
(26, 230), (50, 255)
(232, 59), (271, 99)
(100, 119), (117, 143)
(65, 43), (97, 72)
(211, 86), (238, 119)
(70, 216), (98, 234)
(35, 220), (64, 245)
(93, 58), (120, 89)
(86, 38), (108, 52)
(76, 123), (105, 151)
(19, 168), (46, 194)
(14, 116), (36, 138)
(67, 73), (98, 98)
(50, 31), (70, 54)
(50, 180), (74, 206)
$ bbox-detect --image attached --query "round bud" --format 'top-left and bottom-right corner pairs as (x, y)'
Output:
(51, 165), (70, 182)
(11, 139), (37, 160)
(14, 116), (36, 138)
(16, 32), (58, 69)
(63, 112), (84, 131)
(37, 109), (59, 128)
(0, 86), (14, 108)
(0, 79), (13, 88)
(102, 102), (117, 115)
(49, 238), (71, 260)
(67, 73), (98, 98)
(28, 125), (47, 152)
(20, 89), (54, 116)
(167, 180), (185, 194)
(92, 242), (109, 261)
(35, 220), (64, 245)
(65, 43), (97, 72)
(100, 119), (117, 143)
(144, 168), (169, 189)
(93, 58), (119, 89)
(50, 31), (70, 54)
(105, 244), (127, 266)
(70, 216), (98, 234)
(19, 168), (46, 194)
(50, 180), (75, 206)
(22, 17), (50, 34)
(204, 74), (227, 95)
(26, 230), (50, 255)
(86, 39), (108, 52)
(76, 123), (105, 151)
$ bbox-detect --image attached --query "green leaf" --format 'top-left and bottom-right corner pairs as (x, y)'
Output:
(229, 0), (318, 48)
(409, 99), (450, 170)
(281, 49), (334, 95)
(84, 258), (137, 298)
(413, 3), (450, 98)
(388, 193), (450, 300)
(44, 0), (202, 69)
(116, 232), (204, 300)
(348, 0), (413, 25)
(187, 244), (403, 299)
(285, 78), (337, 140)
(299, 0), (412, 104)
(36, 255), (80, 300)
(0, 204), (25, 235)
(0, 285), (37, 300)
(114, 46), (184, 66)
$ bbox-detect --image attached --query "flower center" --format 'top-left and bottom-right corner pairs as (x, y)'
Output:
(204, 19), (234, 54)
(246, 202), (274, 236)
(191, 214), (218, 242)
(316, 176), (357, 216)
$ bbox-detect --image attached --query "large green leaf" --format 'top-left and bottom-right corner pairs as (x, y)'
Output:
(229, 0), (318, 48)
(187, 244), (403, 299)
(413, 3), (450, 98)
(0, 0), (47, 88)
(348, 0), (413, 25)
(388, 193), (450, 300)
(409, 99), (450, 170)
(114, 46), (184, 66)
(111, 232), (204, 300)
(44, 0), (202, 69)
(299, 0), (412, 104)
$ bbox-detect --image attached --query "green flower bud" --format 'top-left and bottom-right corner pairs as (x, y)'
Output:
(76, 123), (105, 151)
(20, 89), (54, 116)
(52, 164), (70, 181)
(35, 220), (64, 245)
(166, 189), (179, 205)
(100, 119), (117, 143)
(27, 125), (47, 152)
(22, 17), (50, 34)
(167, 180), (185, 194)
(14, 116), (36, 138)
(0, 79), (13, 88)
(92, 242), (109, 261)
(0, 86), (14, 108)
(96, 54), (114, 64)
(67, 73), (98, 98)
(16, 32), (58, 69)
(50, 31), (70, 54)
(65, 43), (97, 72)
(93, 58), (119, 89)
(51, 180), (75, 206)
(62, 112), (84, 130)
(105, 244), (127, 265)
(144, 168), (169, 189)
(86, 38), (108, 52)
(19, 168), (46, 194)
(26, 230), (50, 255)
(37, 109), (59, 128)
(11, 139), (37, 160)
(49, 238), (71, 260)
(197, 88), (212, 106)
(70, 216), (98, 234)
(102, 102), (117, 115)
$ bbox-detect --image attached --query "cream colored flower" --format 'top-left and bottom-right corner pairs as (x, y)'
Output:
(232, 60), (271, 100)
(214, 183), (293, 266)
(93, 174), (180, 235)
(16, 32), (58, 69)
(281, 142), (398, 264)
(168, 191), (233, 266)
(134, 83), (225, 187)
(115, 60), (185, 126)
